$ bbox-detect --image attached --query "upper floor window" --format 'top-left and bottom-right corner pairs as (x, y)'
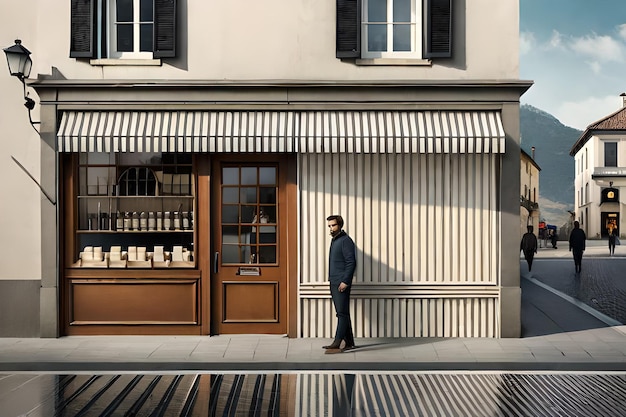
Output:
(110, 0), (154, 59)
(70, 0), (177, 60)
(605, 142), (617, 167)
(337, 0), (451, 60)
(363, 0), (422, 58)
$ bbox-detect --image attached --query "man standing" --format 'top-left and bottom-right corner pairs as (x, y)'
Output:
(323, 215), (357, 353)
(569, 221), (586, 273)
(520, 225), (538, 272)
(608, 224), (617, 256)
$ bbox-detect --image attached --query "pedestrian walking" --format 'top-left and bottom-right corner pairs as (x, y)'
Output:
(520, 225), (538, 272)
(323, 215), (357, 353)
(569, 221), (586, 273)
(551, 229), (558, 249)
(608, 227), (617, 256)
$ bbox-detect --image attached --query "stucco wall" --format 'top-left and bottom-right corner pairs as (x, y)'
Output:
(23, 0), (519, 82)
(0, 4), (43, 283)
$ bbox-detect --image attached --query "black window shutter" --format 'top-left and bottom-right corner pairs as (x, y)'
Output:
(425, 0), (452, 58)
(70, 0), (95, 58)
(154, 0), (177, 58)
(336, 0), (361, 58)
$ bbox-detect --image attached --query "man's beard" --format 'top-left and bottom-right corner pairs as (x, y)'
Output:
(330, 229), (341, 237)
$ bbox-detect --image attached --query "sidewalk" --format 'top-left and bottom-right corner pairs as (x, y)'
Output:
(533, 238), (622, 258)
(1, 326), (626, 373)
(1, 240), (625, 374)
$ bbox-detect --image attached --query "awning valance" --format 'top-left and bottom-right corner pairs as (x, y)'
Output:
(57, 110), (506, 154)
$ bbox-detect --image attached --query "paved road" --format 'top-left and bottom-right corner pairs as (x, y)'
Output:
(524, 242), (626, 325)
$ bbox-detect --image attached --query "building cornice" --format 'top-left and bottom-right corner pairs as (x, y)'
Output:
(28, 78), (533, 90)
(29, 78), (533, 110)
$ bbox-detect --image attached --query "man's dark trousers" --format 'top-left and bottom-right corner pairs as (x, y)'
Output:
(573, 249), (583, 271)
(330, 281), (354, 346)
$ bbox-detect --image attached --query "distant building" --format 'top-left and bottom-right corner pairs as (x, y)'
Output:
(520, 148), (541, 238)
(570, 94), (626, 239)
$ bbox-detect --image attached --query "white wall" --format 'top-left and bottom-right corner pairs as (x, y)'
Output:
(0, 3), (42, 280)
(24, 0), (518, 82)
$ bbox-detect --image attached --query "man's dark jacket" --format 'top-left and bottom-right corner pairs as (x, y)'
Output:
(328, 231), (356, 285)
(520, 232), (538, 253)
(569, 228), (586, 251)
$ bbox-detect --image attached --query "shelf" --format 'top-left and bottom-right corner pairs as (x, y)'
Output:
(77, 230), (193, 234)
(78, 195), (194, 199)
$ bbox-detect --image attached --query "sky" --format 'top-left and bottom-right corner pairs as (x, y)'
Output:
(520, 0), (626, 130)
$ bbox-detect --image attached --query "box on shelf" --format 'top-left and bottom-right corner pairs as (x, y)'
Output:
(74, 245), (193, 268)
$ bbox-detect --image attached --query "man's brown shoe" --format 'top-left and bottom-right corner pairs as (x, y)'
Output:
(324, 348), (343, 354)
(322, 342), (341, 349)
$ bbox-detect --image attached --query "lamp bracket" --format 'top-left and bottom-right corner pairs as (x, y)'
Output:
(20, 79), (40, 133)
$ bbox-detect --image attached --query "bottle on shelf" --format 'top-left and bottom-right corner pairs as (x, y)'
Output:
(88, 213), (97, 230)
(131, 212), (140, 231)
(163, 211), (171, 230)
(175, 204), (184, 231)
(100, 213), (109, 231)
(116, 211), (123, 231)
(140, 211), (148, 231)
(156, 211), (163, 230)
(148, 212), (156, 231)
(174, 211), (181, 231)
(123, 212), (131, 231)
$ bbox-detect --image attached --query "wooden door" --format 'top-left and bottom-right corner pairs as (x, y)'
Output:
(211, 157), (289, 334)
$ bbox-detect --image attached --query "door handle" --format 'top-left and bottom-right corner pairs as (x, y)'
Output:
(214, 252), (219, 273)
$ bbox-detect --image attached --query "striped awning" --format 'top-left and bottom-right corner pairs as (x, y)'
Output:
(57, 110), (506, 153)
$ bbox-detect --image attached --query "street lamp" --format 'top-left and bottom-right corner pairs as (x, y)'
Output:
(3, 39), (38, 124)
(3, 39), (53, 204)
(4, 39), (32, 80)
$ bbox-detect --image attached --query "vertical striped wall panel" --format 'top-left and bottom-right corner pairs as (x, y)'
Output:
(300, 297), (498, 338)
(299, 153), (500, 337)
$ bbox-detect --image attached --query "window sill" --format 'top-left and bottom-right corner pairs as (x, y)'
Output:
(89, 59), (162, 66)
(355, 58), (432, 66)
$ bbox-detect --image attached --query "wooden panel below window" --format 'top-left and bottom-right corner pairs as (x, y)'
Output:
(223, 281), (278, 322)
(70, 279), (198, 325)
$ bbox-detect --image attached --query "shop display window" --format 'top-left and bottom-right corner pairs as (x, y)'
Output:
(72, 152), (195, 268)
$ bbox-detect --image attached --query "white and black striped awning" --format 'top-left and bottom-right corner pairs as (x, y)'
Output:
(57, 110), (506, 153)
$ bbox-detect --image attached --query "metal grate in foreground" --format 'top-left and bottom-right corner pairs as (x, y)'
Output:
(1, 372), (626, 416)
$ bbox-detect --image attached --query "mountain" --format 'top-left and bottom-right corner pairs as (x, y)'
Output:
(520, 104), (581, 227)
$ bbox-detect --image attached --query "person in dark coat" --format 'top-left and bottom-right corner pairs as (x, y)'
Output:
(550, 229), (558, 249)
(520, 225), (538, 272)
(323, 215), (357, 353)
(608, 225), (617, 256)
(569, 221), (586, 273)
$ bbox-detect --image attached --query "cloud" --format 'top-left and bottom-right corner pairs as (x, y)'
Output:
(538, 198), (572, 226)
(537, 29), (626, 75)
(549, 30), (564, 48)
(570, 33), (623, 62)
(587, 61), (601, 74)
(556, 96), (622, 130)
(520, 31), (535, 55)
